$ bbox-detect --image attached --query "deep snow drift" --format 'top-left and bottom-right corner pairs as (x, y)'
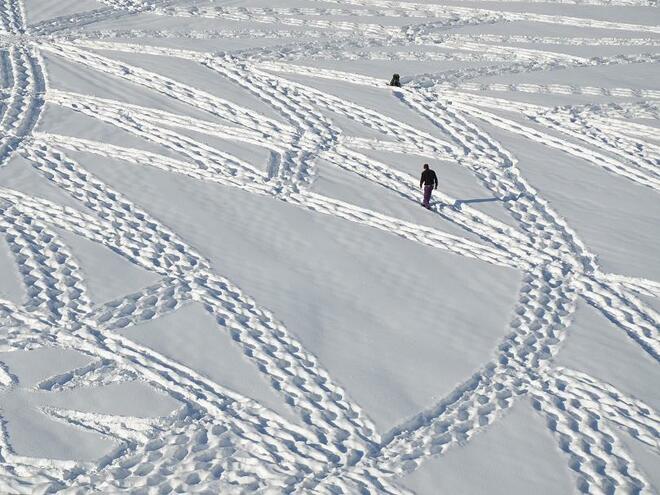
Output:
(0, 0), (658, 493)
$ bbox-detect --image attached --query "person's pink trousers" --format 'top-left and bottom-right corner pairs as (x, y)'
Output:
(422, 185), (433, 208)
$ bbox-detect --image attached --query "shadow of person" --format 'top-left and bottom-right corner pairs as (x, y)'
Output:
(453, 193), (524, 207)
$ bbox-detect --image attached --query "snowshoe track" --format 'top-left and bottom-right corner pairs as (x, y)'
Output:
(0, 0), (657, 493)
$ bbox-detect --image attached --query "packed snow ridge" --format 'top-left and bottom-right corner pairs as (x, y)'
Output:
(0, 0), (658, 493)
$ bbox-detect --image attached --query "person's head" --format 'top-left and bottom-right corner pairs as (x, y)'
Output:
(423, 163), (429, 170)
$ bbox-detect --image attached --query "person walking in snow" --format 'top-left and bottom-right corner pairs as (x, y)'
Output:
(389, 73), (401, 87)
(420, 163), (438, 209)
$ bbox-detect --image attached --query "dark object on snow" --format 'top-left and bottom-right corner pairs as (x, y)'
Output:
(419, 164), (438, 188)
(389, 73), (401, 87)
(420, 163), (438, 209)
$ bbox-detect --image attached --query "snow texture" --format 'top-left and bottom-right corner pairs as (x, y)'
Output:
(0, 0), (658, 493)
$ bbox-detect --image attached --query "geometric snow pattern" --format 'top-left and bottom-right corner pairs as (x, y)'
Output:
(0, 0), (658, 493)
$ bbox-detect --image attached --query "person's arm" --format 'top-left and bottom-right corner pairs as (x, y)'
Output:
(434, 171), (438, 189)
(420, 173), (424, 188)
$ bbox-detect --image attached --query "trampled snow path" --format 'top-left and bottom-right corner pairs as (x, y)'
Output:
(0, 0), (658, 493)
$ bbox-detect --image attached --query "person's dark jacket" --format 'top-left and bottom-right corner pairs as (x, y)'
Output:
(420, 169), (438, 188)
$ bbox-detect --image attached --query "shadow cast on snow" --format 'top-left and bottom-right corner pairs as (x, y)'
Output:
(452, 193), (525, 207)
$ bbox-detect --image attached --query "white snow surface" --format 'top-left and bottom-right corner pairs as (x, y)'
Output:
(0, 0), (658, 494)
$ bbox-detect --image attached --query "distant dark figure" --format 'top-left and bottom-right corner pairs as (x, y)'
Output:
(389, 73), (401, 87)
(419, 163), (438, 209)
